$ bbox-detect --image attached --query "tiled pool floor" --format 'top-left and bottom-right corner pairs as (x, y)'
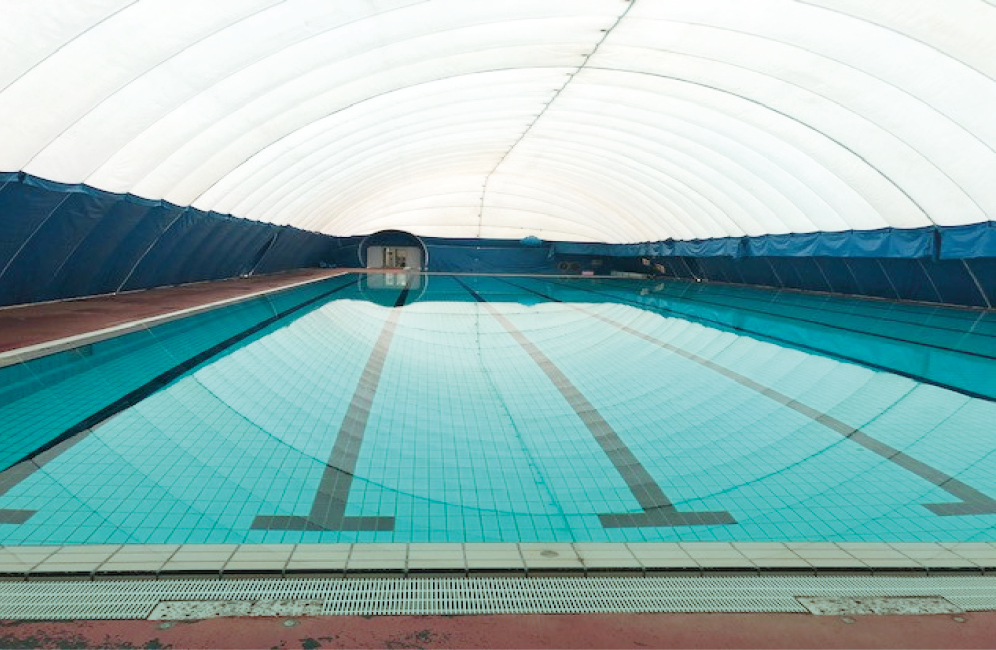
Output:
(1, 272), (994, 556)
(2, 272), (995, 650)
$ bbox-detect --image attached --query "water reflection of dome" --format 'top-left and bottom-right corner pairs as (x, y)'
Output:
(358, 272), (427, 306)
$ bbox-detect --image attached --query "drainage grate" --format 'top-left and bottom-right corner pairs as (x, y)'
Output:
(1, 576), (996, 620)
(149, 599), (324, 620)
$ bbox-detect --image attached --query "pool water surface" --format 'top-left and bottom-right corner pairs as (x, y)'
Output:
(0, 273), (994, 545)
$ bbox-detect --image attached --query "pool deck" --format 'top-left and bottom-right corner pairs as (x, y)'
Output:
(0, 268), (349, 360)
(3, 609), (993, 649)
(0, 268), (618, 363)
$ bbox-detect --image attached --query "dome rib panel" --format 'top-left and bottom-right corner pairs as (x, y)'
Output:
(0, 0), (993, 243)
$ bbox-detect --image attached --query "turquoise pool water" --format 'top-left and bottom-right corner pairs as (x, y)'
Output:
(0, 273), (994, 545)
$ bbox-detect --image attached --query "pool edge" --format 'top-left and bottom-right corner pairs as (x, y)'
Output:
(2, 542), (994, 581)
(0, 269), (351, 368)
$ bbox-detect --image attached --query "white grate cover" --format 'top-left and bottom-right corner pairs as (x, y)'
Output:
(0, 576), (995, 620)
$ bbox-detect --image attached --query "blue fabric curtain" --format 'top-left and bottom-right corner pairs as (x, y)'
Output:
(0, 173), (338, 306)
(553, 225), (993, 260)
(425, 240), (555, 273)
(1, 171), (992, 308)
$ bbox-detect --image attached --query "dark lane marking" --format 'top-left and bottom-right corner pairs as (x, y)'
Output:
(454, 277), (735, 529)
(504, 278), (996, 517)
(253, 284), (411, 532)
(537, 278), (996, 403)
(0, 431), (106, 526)
(663, 281), (996, 340)
(0, 510), (33, 524)
(561, 278), (996, 359)
(0, 277), (359, 526)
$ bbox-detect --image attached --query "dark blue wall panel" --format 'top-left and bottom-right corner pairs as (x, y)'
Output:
(48, 200), (157, 299)
(654, 255), (995, 309)
(0, 188), (115, 305)
(119, 210), (200, 291)
(0, 175), (61, 264)
(0, 174), (338, 307)
(426, 242), (555, 273)
(551, 224), (996, 308)
(1, 172), (993, 309)
(555, 225), (990, 260)
(202, 220), (272, 280)
(255, 228), (332, 275)
(965, 258), (996, 309)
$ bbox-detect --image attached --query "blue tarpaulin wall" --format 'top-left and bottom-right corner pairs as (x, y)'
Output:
(0, 172), (338, 307)
(2, 169), (994, 309)
(422, 237), (555, 274)
(553, 224), (996, 260)
(554, 224), (996, 308)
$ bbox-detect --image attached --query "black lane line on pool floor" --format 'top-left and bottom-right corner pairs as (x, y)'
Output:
(538, 278), (996, 403)
(0, 276), (360, 526)
(503, 278), (996, 517)
(252, 284), (411, 532)
(453, 277), (735, 529)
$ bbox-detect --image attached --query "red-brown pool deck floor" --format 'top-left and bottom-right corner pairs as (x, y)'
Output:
(0, 269), (612, 354)
(0, 268), (350, 353)
(0, 268), (572, 354)
(2, 611), (994, 650)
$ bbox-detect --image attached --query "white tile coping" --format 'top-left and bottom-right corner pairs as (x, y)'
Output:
(0, 270), (347, 368)
(2, 542), (996, 579)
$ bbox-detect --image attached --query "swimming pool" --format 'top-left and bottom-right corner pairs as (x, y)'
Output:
(0, 273), (994, 545)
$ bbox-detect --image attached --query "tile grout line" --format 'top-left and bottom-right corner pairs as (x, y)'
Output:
(251, 283), (410, 533)
(0, 276), (361, 529)
(500, 277), (996, 517)
(453, 276), (735, 529)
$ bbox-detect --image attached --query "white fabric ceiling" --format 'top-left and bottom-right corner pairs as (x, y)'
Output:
(1, 0), (995, 242)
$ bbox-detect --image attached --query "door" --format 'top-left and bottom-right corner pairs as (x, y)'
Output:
(384, 247), (408, 268)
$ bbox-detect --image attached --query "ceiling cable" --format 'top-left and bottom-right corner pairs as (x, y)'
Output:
(474, 0), (637, 237)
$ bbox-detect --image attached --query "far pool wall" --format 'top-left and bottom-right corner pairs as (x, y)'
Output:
(289, 226), (996, 309)
(332, 236), (560, 275)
